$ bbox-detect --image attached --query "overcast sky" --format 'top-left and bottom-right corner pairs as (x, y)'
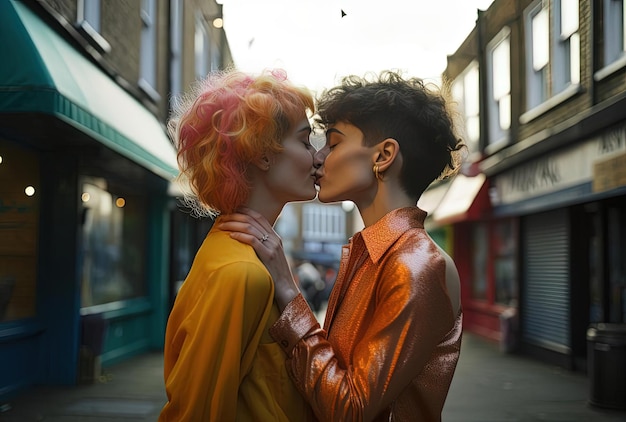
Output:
(219, 0), (495, 94)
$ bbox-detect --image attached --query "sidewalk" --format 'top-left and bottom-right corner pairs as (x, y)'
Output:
(0, 352), (166, 422)
(1, 332), (624, 421)
(443, 333), (625, 422)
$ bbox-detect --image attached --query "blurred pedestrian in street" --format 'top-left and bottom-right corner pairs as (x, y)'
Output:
(221, 70), (466, 421)
(295, 261), (326, 312)
(159, 68), (317, 421)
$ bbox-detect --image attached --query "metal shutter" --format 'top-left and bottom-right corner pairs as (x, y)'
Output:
(522, 209), (570, 353)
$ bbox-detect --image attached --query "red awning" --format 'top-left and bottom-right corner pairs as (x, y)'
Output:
(432, 174), (491, 226)
(418, 182), (450, 214)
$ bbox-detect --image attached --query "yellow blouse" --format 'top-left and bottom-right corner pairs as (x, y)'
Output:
(159, 222), (311, 421)
(270, 207), (462, 422)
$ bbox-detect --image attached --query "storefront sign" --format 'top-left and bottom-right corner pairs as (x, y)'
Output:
(494, 124), (626, 205)
(593, 152), (626, 192)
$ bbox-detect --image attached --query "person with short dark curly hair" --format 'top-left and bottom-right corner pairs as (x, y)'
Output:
(222, 70), (466, 421)
(159, 68), (317, 422)
(314, 71), (463, 199)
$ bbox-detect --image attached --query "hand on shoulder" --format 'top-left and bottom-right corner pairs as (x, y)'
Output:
(219, 208), (300, 310)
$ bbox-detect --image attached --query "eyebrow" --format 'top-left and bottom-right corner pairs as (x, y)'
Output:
(325, 127), (344, 140)
(296, 123), (311, 135)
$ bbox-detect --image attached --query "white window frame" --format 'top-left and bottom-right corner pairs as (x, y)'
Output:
(139, 0), (160, 100)
(210, 37), (222, 72)
(170, 0), (184, 107)
(552, 0), (580, 93)
(487, 27), (511, 150)
(526, 1), (549, 110)
(76, 0), (110, 53)
(451, 61), (480, 154)
(195, 14), (210, 80)
(77, 0), (101, 32)
(521, 0), (585, 123)
(596, 0), (626, 80)
(302, 204), (346, 242)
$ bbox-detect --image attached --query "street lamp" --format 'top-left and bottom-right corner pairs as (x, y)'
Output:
(211, 17), (223, 29)
(205, 3), (224, 29)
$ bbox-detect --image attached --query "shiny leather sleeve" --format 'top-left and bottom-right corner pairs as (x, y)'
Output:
(270, 252), (456, 422)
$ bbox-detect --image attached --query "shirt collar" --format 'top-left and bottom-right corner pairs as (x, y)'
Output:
(360, 207), (427, 264)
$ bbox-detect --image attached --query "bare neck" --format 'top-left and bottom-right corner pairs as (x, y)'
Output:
(357, 181), (416, 228)
(245, 188), (282, 225)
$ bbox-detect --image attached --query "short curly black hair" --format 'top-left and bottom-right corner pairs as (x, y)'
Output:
(314, 70), (465, 198)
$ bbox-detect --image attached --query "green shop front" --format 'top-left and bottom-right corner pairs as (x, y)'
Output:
(0, 1), (177, 399)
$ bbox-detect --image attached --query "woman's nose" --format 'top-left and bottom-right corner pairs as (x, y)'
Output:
(314, 146), (328, 168)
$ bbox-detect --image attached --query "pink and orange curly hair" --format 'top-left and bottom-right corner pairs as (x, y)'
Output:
(169, 69), (314, 216)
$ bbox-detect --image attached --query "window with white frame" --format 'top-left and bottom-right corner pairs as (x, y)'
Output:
(526, 1), (550, 110)
(602, 0), (626, 68)
(170, 0), (184, 107)
(76, 0), (110, 53)
(78, 0), (101, 32)
(302, 204), (346, 242)
(553, 0), (580, 92)
(195, 14), (210, 80)
(210, 39), (222, 72)
(452, 61), (480, 153)
(139, 0), (159, 100)
(487, 28), (511, 147)
(524, 0), (581, 115)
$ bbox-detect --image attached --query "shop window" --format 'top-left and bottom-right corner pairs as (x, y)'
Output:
(589, 207), (604, 322)
(607, 206), (626, 323)
(589, 202), (626, 323)
(493, 219), (518, 306)
(80, 179), (146, 307)
(471, 222), (488, 300)
(0, 142), (39, 322)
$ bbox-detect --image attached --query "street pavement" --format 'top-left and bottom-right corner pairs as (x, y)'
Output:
(0, 350), (166, 422)
(1, 331), (625, 421)
(443, 333), (625, 422)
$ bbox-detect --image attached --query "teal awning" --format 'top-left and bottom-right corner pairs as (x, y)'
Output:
(0, 0), (178, 180)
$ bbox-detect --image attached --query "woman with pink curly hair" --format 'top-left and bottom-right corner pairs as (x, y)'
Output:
(159, 69), (317, 421)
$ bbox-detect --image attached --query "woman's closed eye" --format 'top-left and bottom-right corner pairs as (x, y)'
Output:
(303, 139), (315, 150)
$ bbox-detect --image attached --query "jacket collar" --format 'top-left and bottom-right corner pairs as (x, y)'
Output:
(360, 207), (427, 264)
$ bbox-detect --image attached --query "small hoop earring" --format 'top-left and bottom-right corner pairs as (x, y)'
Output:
(373, 164), (383, 181)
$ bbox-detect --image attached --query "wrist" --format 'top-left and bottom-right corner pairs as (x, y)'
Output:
(275, 282), (299, 311)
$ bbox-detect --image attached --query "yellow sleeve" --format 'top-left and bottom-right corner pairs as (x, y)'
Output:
(160, 261), (273, 421)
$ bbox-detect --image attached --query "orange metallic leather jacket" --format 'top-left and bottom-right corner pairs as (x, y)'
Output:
(270, 207), (462, 422)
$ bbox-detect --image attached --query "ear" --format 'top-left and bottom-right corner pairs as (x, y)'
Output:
(372, 138), (399, 173)
(253, 155), (271, 171)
